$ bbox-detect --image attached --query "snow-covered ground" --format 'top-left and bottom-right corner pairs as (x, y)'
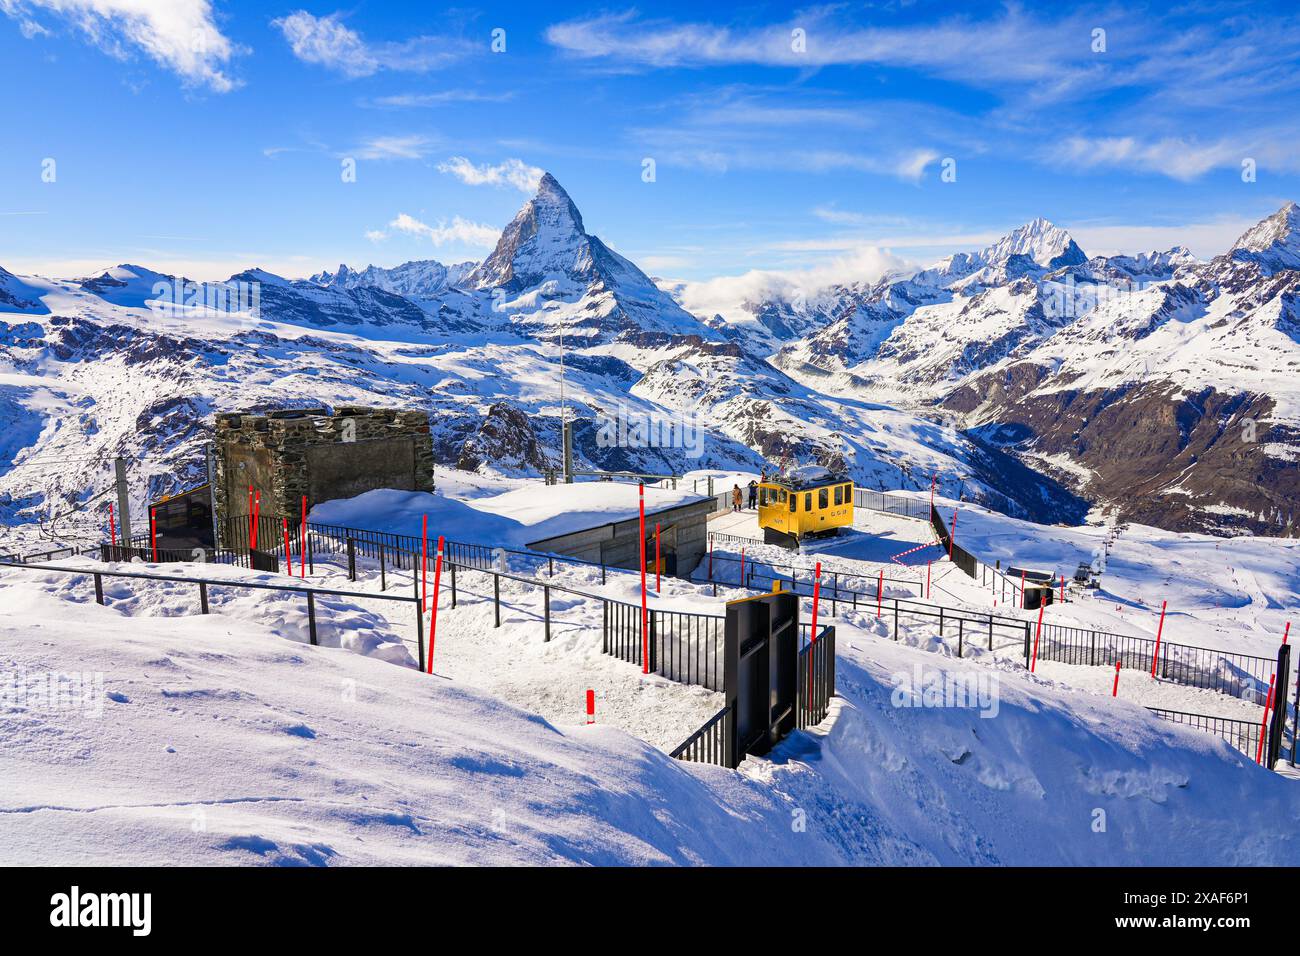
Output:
(703, 500), (1289, 728)
(3, 556), (1298, 866)
(2, 479), (1297, 866)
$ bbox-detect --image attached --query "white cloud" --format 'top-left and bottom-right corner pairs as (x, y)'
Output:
(673, 246), (911, 324)
(437, 156), (543, 193)
(894, 149), (941, 182)
(546, 8), (1300, 109)
(367, 89), (515, 109)
(1046, 132), (1300, 182)
(1046, 136), (1247, 182)
(273, 10), (375, 77)
(1, 0), (241, 92)
(389, 213), (499, 248)
(545, 9), (1092, 88)
(273, 10), (472, 77)
(364, 229), (387, 243)
(355, 135), (434, 160)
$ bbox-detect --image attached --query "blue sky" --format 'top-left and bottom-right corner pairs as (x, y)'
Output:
(2, 0), (1299, 285)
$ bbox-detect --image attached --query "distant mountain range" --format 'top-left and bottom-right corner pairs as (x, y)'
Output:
(1, 174), (1297, 547)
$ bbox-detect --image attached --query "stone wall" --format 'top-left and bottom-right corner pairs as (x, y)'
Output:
(213, 407), (435, 532)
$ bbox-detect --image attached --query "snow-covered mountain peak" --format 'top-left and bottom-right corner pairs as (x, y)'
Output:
(311, 259), (477, 299)
(979, 217), (1087, 271)
(913, 217), (1086, 292)
(468, 172), (591, 292)
(1227, 201), (1300, 274)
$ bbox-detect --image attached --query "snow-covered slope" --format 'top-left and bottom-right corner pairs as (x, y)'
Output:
(310, 259), (478, 301)
(0, 173), (1081, 555)
(4, 176), (1296, 543)
(466, 173), (719, 344)
(718, 206), (1300, 536)
(3, 553), (1297, 866)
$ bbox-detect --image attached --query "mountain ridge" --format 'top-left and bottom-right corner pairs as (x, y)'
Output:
(1, 183), (1297, 541)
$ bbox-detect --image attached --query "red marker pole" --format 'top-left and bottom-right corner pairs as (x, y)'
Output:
(1150, 600), (1168, 678)
(1059, 574), (1065, 605)
(1283, 622), (1291, 645)
(150, 508), (158, 562)
(639, 484), (648, 675)
(300, 496), (307, 577)
(655, 522), (661, 593)
(810, 562), (822, 639)
(427, 536), (444, 674)
(925, 560), (932, 600)
(421, 514), (429, 612)
(1112, 661), (1121, 697)
(1030, 601), (1045, 672)
(877, 569), (883, 619)
(948, 508), (959, 558)
(586, 689), (595, 725)
(251, 491), (261, 550)
(282, 519), (291, 572)
(1256, 674), (1276, 764)
(108, 502), (116, 546)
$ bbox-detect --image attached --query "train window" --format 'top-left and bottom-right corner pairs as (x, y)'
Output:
(804, 493), (812, 511)
(819, 488), (828, 509)
(789, 492), (796, 512)
(834, 485), (844, 506)
(759, 486), (768, 507)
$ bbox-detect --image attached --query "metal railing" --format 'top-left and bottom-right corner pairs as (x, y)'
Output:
(104, 541), (279, 573)
(92, 513), (1290, 750)
(0, 559), (426, 668)
(0, 543), (99, 564)
(668, 706), (733, 766)
(853, 488), (931, 521)
(1147, 707), (1262, 761)
(799, 625), (836, 729)
(603, 601), (726, 691)
(303, 514), (1279, 709)
(704, 548), (924, 602)
(671, 622), (837, 769)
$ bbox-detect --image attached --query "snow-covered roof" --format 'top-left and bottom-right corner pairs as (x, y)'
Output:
(309, 481), (710, 550)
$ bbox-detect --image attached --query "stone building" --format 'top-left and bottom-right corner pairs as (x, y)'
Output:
(213, 407), (435, 531)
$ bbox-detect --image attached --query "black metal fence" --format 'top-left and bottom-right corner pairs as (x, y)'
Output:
(603, 599), (726, 691)
(798, 626), (836, 729)
(1147, 707), (1262, 761)
(853, 489), (931, 521)
(704, 545), (924, 601)
(668, 706), (733, 766)
(128, 514), (1286, 713)
(1032, 621), (1275, 704)
(0, 543), (98, 564)
(0, 558), (425, 668)
(104, 541), (279, 573)
(221, 512), (293, 556)
(672, 622), (837, 768)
